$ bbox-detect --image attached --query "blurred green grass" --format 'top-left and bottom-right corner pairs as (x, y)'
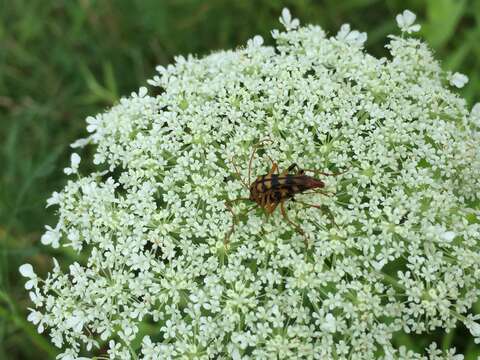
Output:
(1, 0), (479, 358)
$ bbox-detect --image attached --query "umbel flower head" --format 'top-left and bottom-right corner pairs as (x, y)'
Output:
(21, 8), (480, 360)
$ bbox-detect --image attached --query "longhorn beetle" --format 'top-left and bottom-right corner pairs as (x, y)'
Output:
(224, 139), (344, 247)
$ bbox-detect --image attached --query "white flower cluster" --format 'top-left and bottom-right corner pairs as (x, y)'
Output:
(21, 8), (480, 360)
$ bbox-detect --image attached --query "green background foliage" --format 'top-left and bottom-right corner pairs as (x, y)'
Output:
(1, 1), (479, 358)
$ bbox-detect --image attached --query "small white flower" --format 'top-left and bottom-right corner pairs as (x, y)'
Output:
(64, 153), (81, 175)
(71, 153), (80, 166)
(231, 348), (241, 360)
(466, 321), (480, 344)
(27, 310), (42, 325)
(52, 258), (60, 272)
(86, 115), (101, 133)
(426, 225), (456, 243)
(336, 24), (367, 46)
(100, 328), (111, 341)
(467, 321), (480, 336)
(41, 224), (61, 248)
(471, 103), (480, 118)
(247, 35), (264, 48)
(471, 103), (480, 128)
(321, 313), (336, 333)
(29, 290), (43, 305)
(27, 310), (44, 333)
(371, 259), (387, 271)
(56, 350), (89, 360)
(279, 8), (299, 31)
(19, 263), (35, 278)
(65, 313), (85, 333)
(70, 137), (90, 149)
(19, 264), (38, 290)
(46, 191), (61, 208)
(440, 231), (456, 242)
(396, 10), (421, 33)
(138, 86), (148, 98)
(449, 72), (469, 88)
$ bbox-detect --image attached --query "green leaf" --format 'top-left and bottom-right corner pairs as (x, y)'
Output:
(444, 36), (472, 70)
(423, 0), (466, 49)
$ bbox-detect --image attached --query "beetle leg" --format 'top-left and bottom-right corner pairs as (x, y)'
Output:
(248, 138), (274, 185)
(284, 163), (308, 176)
(302, 168), (346, 177)
(265, 154), (277, 172)
(295, 199), (338, 228)
(282, 163), (299, 175)
(229, 157), (250, 190)
(265, 197), (279, 215)
(287, 163), (298, 172)
(224, 198), (252, 244)
(280, 200), (309, 248)
(268, 162), (279, 176)
(301, 188), (335, 197)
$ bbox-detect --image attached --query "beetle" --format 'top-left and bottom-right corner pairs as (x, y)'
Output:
(224, 140), (342, 247)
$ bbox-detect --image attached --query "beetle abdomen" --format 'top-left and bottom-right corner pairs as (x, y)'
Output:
(250, 174), (324, 203)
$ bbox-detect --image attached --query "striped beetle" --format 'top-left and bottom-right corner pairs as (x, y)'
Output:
(224, 140), (343, 247)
